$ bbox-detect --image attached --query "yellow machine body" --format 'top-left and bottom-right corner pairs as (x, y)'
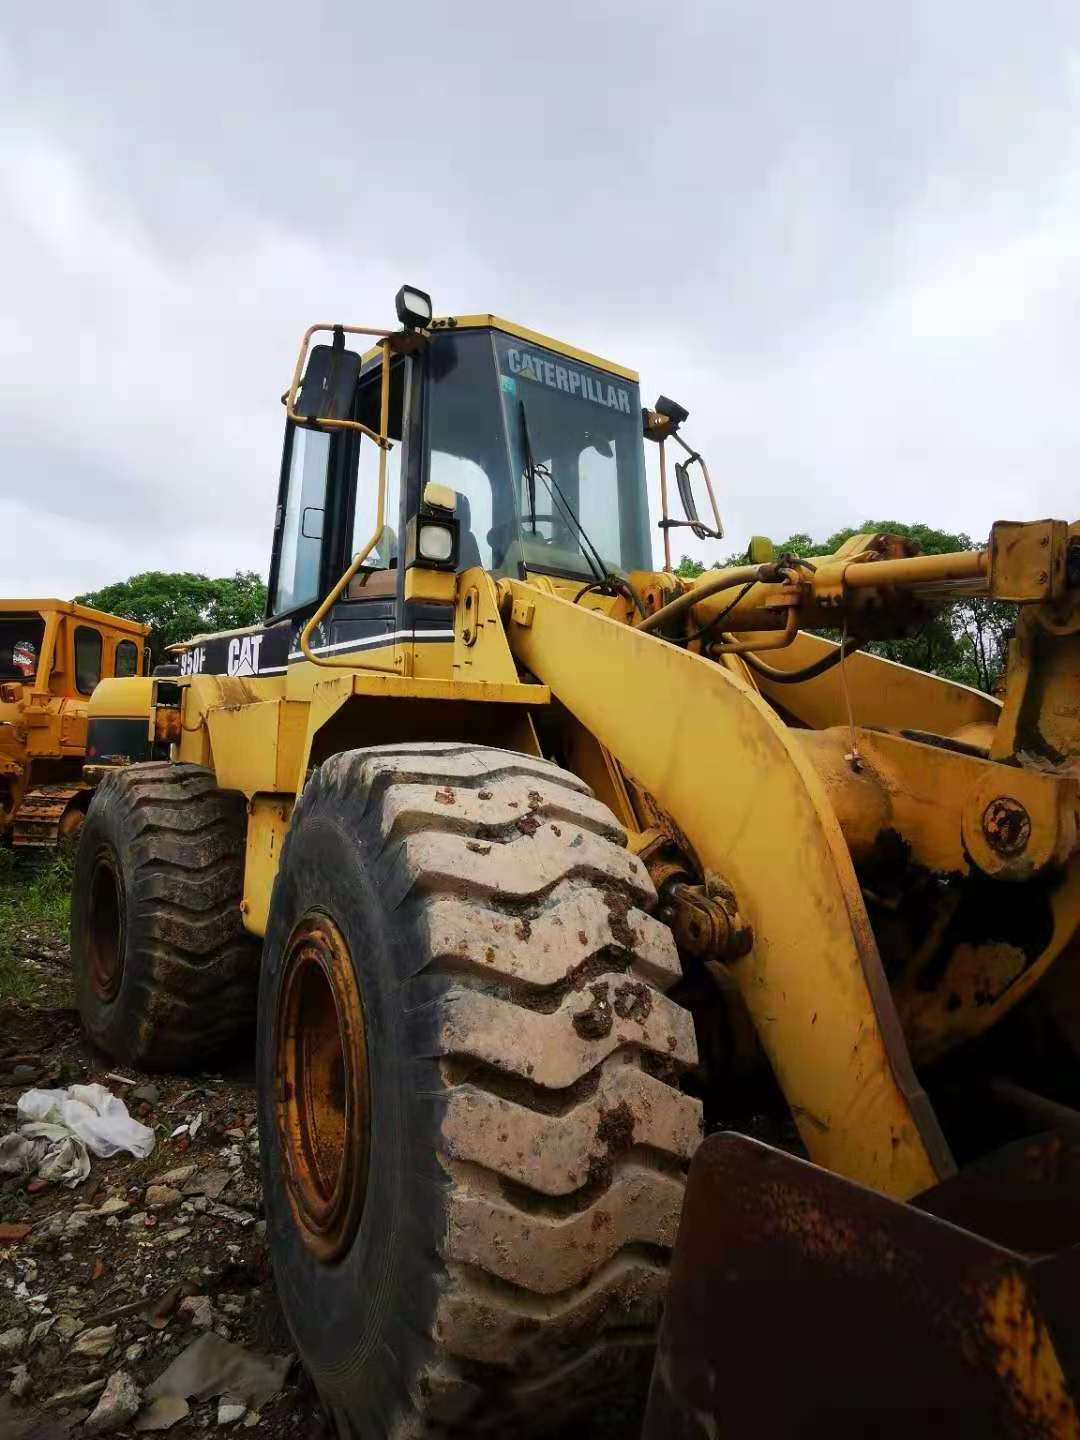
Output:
(0, 599), (147, 845)
(82, 308), (1080, 1434)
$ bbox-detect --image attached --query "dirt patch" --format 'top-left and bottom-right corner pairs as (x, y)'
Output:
(572, 983), (613, 1040)
(586, 1101), (637, 1192)
(612, 980), (652, 1024)
(586, 1151), (613, 1188)
(0, 988), (324, 1435)
(595, 1101), (635, 1155)
(602, 890), (636, 951)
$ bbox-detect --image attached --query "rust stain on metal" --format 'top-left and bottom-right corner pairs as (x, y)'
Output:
(275, 914), (370, 1265)
(982, 796), (1032, 857)
(982, 1271), (1080, 1438)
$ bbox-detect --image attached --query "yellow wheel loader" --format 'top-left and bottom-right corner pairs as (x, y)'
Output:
(73, 288), (1080, 1437)
(0, 600), (148, 847)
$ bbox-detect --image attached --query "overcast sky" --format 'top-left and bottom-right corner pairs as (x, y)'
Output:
(2, 2), (1079, 596)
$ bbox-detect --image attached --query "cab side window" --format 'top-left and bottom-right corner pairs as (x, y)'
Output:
(75, 627), (103, 694)
(350, 361), (404, 569)
(115, 640), (139, 678)
(271, 427), (332, 616)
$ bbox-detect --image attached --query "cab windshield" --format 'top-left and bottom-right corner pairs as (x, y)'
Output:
(425, 329), (651, 579)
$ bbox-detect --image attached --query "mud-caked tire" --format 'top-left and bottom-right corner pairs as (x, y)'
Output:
(71, 762), (259, 1069)
(256, 742), (702, 1439)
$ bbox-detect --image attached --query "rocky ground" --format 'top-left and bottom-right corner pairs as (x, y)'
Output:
(0, 865), (326, 1439)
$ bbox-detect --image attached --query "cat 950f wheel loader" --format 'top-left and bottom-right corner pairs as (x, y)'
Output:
(73, 287), (1080, 1438)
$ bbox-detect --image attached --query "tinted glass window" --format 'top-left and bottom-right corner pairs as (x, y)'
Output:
(424, 330), (651, 580)
(425, 332), (515, 573)
(0, 616), (45, 682)
(493, 334), (650, 576)
(75, 627), (102, 694)
(350, 359), (404, 569)
(115, 640), (139, 677)
(273, 427), (332, 615)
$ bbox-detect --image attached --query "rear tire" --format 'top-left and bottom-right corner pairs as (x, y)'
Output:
(71, 762), (259, 1069)
(257, 742), (701, 1439)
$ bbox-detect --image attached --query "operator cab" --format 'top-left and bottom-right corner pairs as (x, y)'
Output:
(266, 301), (653, 631)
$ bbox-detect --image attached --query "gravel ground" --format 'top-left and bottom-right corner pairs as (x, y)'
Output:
(0, 993), (326, 1438)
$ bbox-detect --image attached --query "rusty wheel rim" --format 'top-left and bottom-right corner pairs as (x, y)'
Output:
(276, 913), (370, 1264)
(88, 849), (125, 1003)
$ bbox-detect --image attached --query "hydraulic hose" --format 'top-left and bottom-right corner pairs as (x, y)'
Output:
(636, 564), (784, 635)
(736, 638), (863, 684)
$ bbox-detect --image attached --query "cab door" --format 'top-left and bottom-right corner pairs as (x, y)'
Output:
(266, 347), (412, 671)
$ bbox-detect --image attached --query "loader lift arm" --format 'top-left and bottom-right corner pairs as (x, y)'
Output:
(503, 576), (952, 1197)
(502, 518), (1080, 1199)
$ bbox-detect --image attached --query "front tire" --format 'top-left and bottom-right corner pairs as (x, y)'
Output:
(257, 742), (701, 1439)
(71, 762), (259, 1069)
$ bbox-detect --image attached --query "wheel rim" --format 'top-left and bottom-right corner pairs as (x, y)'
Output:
(275, 913), (370, 1264)
(88, 849), (125, 1002)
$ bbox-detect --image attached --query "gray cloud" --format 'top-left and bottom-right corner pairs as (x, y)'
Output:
(2, 1), (1079, 595)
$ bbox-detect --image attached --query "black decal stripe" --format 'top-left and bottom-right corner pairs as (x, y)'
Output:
(287, 628), (453, 664)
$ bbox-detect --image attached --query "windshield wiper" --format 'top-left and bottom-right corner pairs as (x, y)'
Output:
(518, 400), (608, 585)
(519, 399), (539, 536)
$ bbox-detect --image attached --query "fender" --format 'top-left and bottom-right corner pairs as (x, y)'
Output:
(86, 677), (157, 765)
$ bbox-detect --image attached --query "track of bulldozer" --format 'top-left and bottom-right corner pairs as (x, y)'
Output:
(12, 781), (90, 848)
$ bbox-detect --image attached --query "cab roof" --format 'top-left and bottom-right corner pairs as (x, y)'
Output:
(434, 316), (639, 384)
(0, 600), (149, 636)
(360, 315), (640, 383)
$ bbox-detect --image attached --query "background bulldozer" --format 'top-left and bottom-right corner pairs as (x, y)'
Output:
(74, 287), (1080, 1437)
(0, 600), (147, 848)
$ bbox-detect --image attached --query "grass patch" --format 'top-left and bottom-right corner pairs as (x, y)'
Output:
(0, 845), (73, 1006)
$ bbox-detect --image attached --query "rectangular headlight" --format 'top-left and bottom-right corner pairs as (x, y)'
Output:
(418, 522), (455, 563)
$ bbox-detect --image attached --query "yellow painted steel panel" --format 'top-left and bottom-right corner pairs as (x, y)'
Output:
(506, 580), (949, 1199)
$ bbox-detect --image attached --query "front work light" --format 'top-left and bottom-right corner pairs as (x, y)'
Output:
(406, 483), (459, 570)
(395, 285), (433, 330)
(418, 523), (455, 563)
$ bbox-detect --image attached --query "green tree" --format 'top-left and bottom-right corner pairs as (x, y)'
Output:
(76, 571), (267, 661)
(675, 555), (706, 579)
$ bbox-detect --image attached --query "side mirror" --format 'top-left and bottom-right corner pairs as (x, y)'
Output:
(675, 459), (703, 529)
(673, 446), (723, 541)
(296, 344), (361, 422)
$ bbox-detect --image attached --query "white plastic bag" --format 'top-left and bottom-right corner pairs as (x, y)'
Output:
(17, 1083), (155, 1160)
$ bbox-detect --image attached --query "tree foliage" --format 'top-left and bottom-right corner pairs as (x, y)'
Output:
(675, 555), (706, 579)
(76, 571), (267, 660)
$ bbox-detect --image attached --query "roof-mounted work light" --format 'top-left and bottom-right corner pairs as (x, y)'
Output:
(395, 285), (433, 330)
